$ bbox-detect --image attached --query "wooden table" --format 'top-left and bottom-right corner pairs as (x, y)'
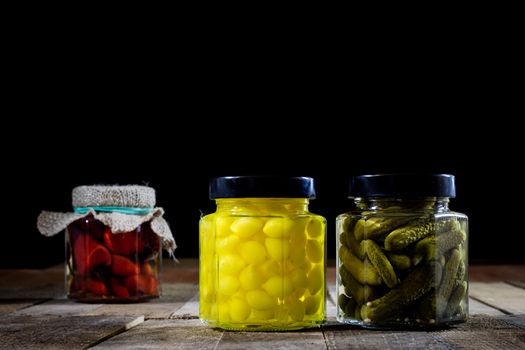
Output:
(1, 260), (524, 349)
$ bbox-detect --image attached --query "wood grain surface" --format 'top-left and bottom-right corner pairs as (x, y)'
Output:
(0, 260), (523, 349)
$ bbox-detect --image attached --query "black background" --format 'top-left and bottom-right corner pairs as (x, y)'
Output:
(2, 21), (522, 268)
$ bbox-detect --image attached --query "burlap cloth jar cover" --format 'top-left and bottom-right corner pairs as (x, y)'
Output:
(37, 185), (176, 254)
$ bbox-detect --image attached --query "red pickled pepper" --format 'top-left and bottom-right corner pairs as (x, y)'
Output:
(72, 233), (111, 275)
(110, 278), (130, 298)
(104, 227), (145, 256)
(69, 218), (161, 300)
(111, 255), (140, 276)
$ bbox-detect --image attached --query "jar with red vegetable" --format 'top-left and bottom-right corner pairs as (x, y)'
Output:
(38, 185), (176, 302)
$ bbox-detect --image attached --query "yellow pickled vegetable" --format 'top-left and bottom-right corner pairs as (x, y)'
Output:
(239, 264), (263, 290)
(265, 238), (291, 261)
(307, 265), (324, 295)
(258, 260), (282, 279)
(290, 246), (307, 267)
(246, 290), (277, 310)
(251, 308), (275, 321)
(218, 275), (240, 295)
(289, 268), (308, 290)
(306, 239), (323, 263)
(290, 226), (307, 247)
(231, 217), (264, 238)
(216, 235), (242, 254)
(216, 216), (235, 237)
(263, 276), (293, 297)
(263, 218), (293, 238)
(289, 300), (306, 321)
(307, 218), (324, 238)
(218, 302), (231, 322)
(229, 298), (251, 322)
(238, 241), (266, 265)
(218, 254), (246, 275)
(305, 294), (322, 315)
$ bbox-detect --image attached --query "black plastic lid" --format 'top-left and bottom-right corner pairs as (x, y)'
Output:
(210, 176), (316, 199)
(349, 174), (456, 198)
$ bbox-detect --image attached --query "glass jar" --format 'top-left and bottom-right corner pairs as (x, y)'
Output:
(66, 215), (161, 301)
(37, 185), (176, 302)
(336, 174), (468, 328)
(200, 176), (326, 331)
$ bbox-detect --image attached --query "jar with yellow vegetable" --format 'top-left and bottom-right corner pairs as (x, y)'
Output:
(200, 176), (326, 330)
(336, 174), (468, 328)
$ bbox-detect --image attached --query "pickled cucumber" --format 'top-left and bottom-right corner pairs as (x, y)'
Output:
(386, 253), (411, 270)
(444, 281), (467, 318)
(434, 249), (461, 317)
(359, 240), (398, 288)
(354, 217), (414, 241)
(338, 293), (357, 317)
(360, 261), (442, 322)
(413, 228), (466, 262)
(339, 245), (382, 286)
(417, 291), (437, 321)
(341, 226), (361, 257)
(342, 216), (358, 235)
(456, 261), (465, 281)
(384, 218), (434, 251)
(385, 218), (460, 252)
(339, 266), (377, 305)
(437, 249), (461, 300)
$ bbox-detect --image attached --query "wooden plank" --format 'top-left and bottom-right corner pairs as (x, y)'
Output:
(506, 280), (525, 290)
(217, 330), (327, 350)
(0, 265), (65, 299)
(0, 315), (143, 350)
(470, 282), (525, 314)
(434, 315), (525, 350)
(498, 314), (525, 330)
(161, 283), (199, 301)
(91, 319), (223, 350)
(170, 292), (199, 319)
(0, 300), (44, 315)
(470, 265), (525, 282)
(0, 284), (64, 299)
(162, 259), (199, 284)
(12, 299), (103, 317)
(469, 297), (505, 316)
(83, 300), (184, 320)
(83, 283), (198, 319)
(325, 286), (338, 325)
(324, 327), (450, 350)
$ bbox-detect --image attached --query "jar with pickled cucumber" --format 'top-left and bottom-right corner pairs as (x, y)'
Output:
(336, 174), (468, 328)
(200, 176), (326, 331)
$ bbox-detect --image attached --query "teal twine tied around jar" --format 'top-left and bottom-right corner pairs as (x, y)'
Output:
(73, 206), (153, 215)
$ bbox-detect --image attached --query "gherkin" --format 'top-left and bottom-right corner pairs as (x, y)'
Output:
(444, 281), (467, 318)
(359, 240), (398, 288)
(413, 228), (466, 262)
(385, 218), (460, 252)
(339, 265), (377, 305)
(338, 293), (357, 317)
(360, 261), (442, 322)
(354, 216), (414, 241)
(339, 245), (382, 286)
(386, 253), (412, 270)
